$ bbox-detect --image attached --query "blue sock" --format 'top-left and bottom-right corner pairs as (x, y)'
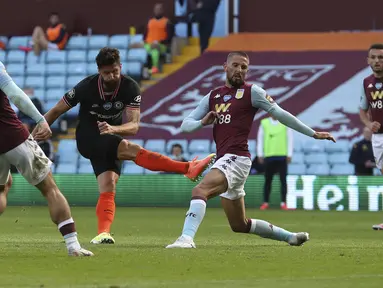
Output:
(181, 199), (207, 239)
(249, 219), (293, 242)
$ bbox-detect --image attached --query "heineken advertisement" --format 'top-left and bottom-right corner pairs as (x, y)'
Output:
(6, 174), (383, 211)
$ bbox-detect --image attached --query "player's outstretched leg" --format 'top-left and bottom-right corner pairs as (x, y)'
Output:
(117, 140), (215, 182)
(36, 173), (94, 256)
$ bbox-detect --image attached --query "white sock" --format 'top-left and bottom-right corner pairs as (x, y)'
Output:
(181, 199), (206, 240)
(58, 218), (81, 251)
(248, 219), (293, 242)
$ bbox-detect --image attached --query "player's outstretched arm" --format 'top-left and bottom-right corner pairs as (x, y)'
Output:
(181, 93), (215, 133)
(44, 99), (71, 126)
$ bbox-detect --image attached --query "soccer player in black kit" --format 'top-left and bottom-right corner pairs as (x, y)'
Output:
(38, 48), (215, 244)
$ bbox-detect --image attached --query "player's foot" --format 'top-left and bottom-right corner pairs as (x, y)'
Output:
(288, 232), (309, 246)
(260, 203), (269, 210)
(68, 247), (94, 257)
(165, 236), (196, 249)
(185, 153), (216, 182)
(372, 223), (383, 230)
(90, 232), (115, 244)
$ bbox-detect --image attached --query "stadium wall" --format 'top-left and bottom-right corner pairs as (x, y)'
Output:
(7, 174), (383, 211)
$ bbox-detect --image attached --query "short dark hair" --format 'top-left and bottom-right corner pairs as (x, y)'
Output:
(171, 143), (183, 152)
(96, 47), (121, 67)
(49, 12), (59, 17)
(369, 43), (383, 51)
(227, 51), (249, 61)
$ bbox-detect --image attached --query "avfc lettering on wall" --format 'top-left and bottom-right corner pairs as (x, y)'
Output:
(215, 103), (231, 113)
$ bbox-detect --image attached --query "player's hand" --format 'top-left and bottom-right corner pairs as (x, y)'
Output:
(201, 111), (219, 126)
(313, 132), (336, 142)
(32, 121), (52, 141)
(97, 121), (116, 135)
(368, 121), (381, 133)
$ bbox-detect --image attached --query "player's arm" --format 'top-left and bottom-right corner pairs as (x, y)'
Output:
(44, 89), (77, 125)
(104, 108), (140, 136)
(251, 85), (335, 142)
(359, 89), (380, 132)
(181, 93), (214, 133)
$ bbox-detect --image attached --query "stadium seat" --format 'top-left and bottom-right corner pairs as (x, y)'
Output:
(55, 163), (78, 174)
(7, 36), (29, 50)
(0, 50), (6, 63)
(325, 139), (350, 153)
(87, 50), (98, 63)
(124, 61), (142, 78)
(328, 153), (349, 165)
(330, 164), (354, 175)
(0, 36), (8, 47)
(188, 139), (211, 153)
(46, 51), (67, 63)
(175, 23), (188, 37)
(6, 64), (25, 76)
(33, 89), (45, 102)
(67, 50), (87, 63)
(26, 63), (46, 76)
(26, 51), (46, 64)
(144, 169), (160, 175)
(46, 89), (65, 101)
(305, 153), (328, 165)
(288, 164), (306, 175)
(67, 76), (86, 89)
(127, 49), (147, 64)
(57, 139), (77, 152)
(44, 100), (60, 112)
(78, 155), (89, 165)
(374, 168), (381, 176)
(144, 139), (166, 153)
(123, 162), (144, 175)
(129, 34), (144, 45)
(66, 36), (88, 50)
(78, 163), (94, 174)
(166, 139), (189, 154)
(46, 63), (67, 76)
(306, 164), (330, 175)
(67, 63), (87, 76)
(66, 105), (80, 118)
(46, 76), (66, 89)
(248, 139), (256, 156)
(57, 152), (79, 165)
(12, 76), (24, 88)
(109, 35), (129, 49)
(89, 35), (109, 50)
(189, 152), (211, 160)
(7, 51), (26, 63)
(25, 76), (45, 89)
(302, 139), (325, 153)
(119, 50), (127, 62)
(87, 63), (98, 75)
(291, 152), (304, 164)
(293, 138), (303, 152)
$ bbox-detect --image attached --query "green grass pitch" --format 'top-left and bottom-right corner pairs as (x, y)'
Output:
(0, 207), (382, 288)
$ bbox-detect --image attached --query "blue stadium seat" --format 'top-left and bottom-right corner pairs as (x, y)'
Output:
(33, 89), (45, 102)
(129, 139), (144, 147)
(7, 36), (29, 50)
(248, 139), (256, 156)
(78, 163), (94, 174)
(291, 153), (304, 164)
(44, 100), (59, 112)
(305, 153), (328, 165)
(188, 139), (211, 153)
(374, 168), (381, 176)
(46, 89), (65, 101)
(6, 64), (25, 76)
(57, 152), (78, 165)
(328, 153), (349, 165)
(46, 63), (67, 76)
(122, 162), (144, 175)
(89, 35), (108, 50)
(0, 36), (8, 47)
(129, 34), (144, 45)
(123, 61), (142, 78)
(0, 51), (6, 63)
(79, 155), (90, 165)
(26, 63), (45, 76)
(175, 23), (188, 37)
(46, 76), (66, 89)
(109, 35), (129, 49)
(288, 164), (306, 175)
(330, 164), (354, 175)
(7, 51), (25, 63)
(26, 51), (46, 64)
(58, 139), (77, 152)
(25, 76), (45, 89)
(189, 152), (211, 160)
(145, 169), (160, 175)
(67, 76), (86, 89)
(325, 139), (350, 153)
(66, 36), (88, 50)
(119, 50), (127, 62)
(66, 105), (80, 118)
(306, 164), (330, 175)
(302, 139), (325, 153)
(144, 139), (166, 153)
(67, 63), (87, 76)
(87, 63), (98, 75)
(12, 76), (24, 88)
(166, 139), (188, 154)
(87, 50), (98, 63)
(293, 138), (303, 152)
(55, 163), (78, 174)
(46, 51), (67, 63)
(127, 49), (147, 64)
(67, 50), (87, 63)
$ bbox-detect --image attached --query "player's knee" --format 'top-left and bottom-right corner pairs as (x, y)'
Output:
(191, 186), (208, 199)
(99, 178), (117, 192)
(117, 140), (141, 161)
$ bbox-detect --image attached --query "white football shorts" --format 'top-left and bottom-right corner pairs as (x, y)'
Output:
(372, 134), (383, 170)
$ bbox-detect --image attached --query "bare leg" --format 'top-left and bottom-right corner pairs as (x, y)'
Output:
(0, 174), (12, 214)
(32, 26), (49, 56)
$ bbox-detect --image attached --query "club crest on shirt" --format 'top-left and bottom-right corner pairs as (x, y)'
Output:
(235, 89), (244, 99)
(103, 102), (113, 110)
(376, 83), (383, 90)
(67, 89), (75, 99)
(114, 101), (123, 110)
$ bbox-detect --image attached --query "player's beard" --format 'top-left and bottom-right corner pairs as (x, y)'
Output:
(228, 75), (244, 88)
